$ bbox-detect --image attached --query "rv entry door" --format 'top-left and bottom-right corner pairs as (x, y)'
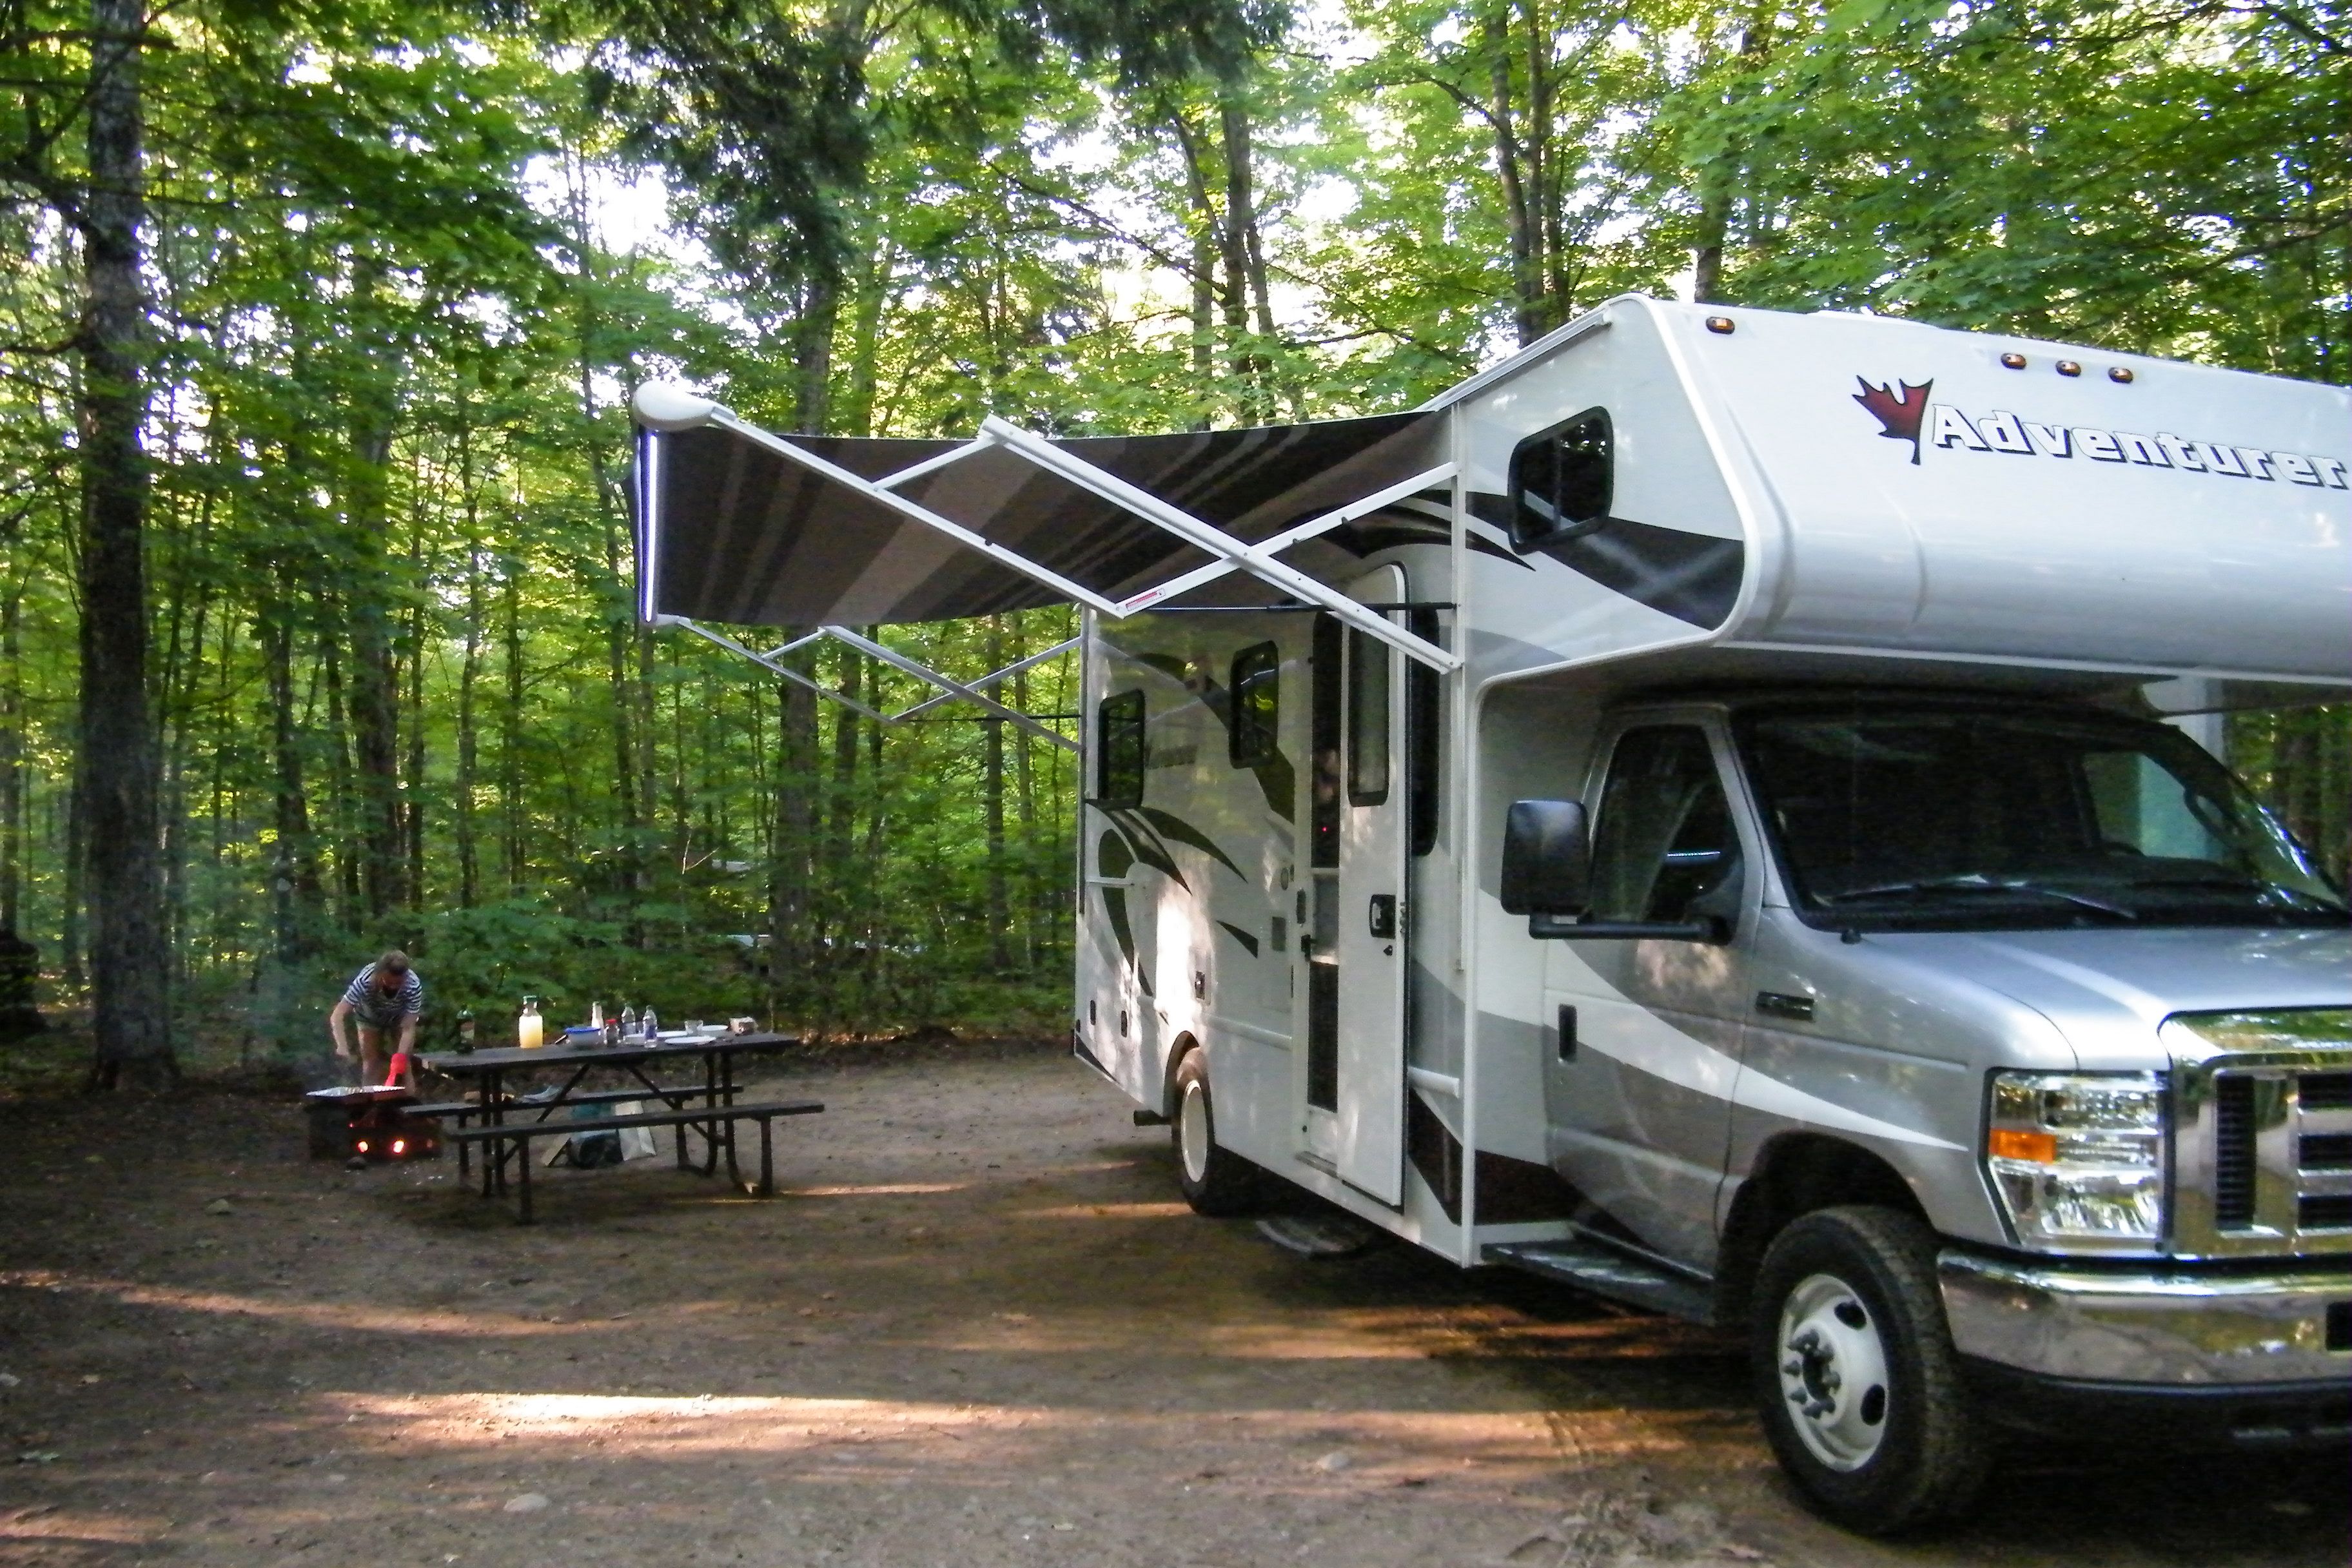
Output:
(1306, 566), (1410, 1204)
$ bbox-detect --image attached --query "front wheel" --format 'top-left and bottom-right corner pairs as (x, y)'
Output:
(1750, 1206), (1989, 1536)
(1171, 1049), (1258, 1216)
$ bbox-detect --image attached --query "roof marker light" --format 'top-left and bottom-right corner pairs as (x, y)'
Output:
(2000, 352), (2027, 369)
(1704, 316), (1735, 335)
(2055, 360), (2082, 377)
(2108, 366), (2135, 384)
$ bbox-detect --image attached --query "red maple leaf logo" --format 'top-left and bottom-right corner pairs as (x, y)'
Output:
(1853, 377), (1933, 465)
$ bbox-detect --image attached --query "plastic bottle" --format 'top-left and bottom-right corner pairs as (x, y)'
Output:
(621, 1004), (638, 1040)
(456, 1008), (476, 1054)
(642, 1006), (658, 1041)
(589, 1000), (604, 1030)
(517, 995), (543, 1050)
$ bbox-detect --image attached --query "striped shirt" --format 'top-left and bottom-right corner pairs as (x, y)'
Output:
(341, 963), (424, 1030)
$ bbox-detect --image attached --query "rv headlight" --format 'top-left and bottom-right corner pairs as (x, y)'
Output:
(1984, 1071), (2164, 1244)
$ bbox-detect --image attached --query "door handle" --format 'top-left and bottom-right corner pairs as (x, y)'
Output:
(1756, 990), (1816, 1023)
(1367, 895), (1396, 940)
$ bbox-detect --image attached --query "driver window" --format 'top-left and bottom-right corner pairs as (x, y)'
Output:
(1591, 725), (1741, 923)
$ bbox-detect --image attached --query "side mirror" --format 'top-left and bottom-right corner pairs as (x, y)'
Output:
(1500, 799), (1592, 916)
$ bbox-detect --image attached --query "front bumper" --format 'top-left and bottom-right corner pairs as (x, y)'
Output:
(1938, 1248), (2352, 1386)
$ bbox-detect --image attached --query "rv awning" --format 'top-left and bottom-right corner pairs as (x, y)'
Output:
(632, 390), (1449, 630)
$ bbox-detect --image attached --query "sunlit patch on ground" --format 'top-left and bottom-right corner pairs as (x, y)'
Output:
(0, 1269), (600, 1337)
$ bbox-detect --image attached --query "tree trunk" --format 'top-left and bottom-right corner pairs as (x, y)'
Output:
(501, 565), (525, 896)
(0, 569), (23, 934)
(1010, 626), (1039, 970)
(403, 589), (426, 916)
(767, 649), (818, 1017)
(62, 769), (84, 993)
(826, 645), (860, 965)
(456, 544), (482, 910)
(842, 236), (892, 438)
(266, 575), (320, 963)
(78, 0), (173, 1084)
(1692, 8), (1774, 305)
(794, 267), (838, 436)
(320, 630), (360, 924)
(1170, 108), (1221, 426)
(982, 619), (1012, 974)
(344, 303), (405, 918)
(1481, 6), (1542, 345)
(576, 290), (641, 926)
(1213, 99), (1257, 413)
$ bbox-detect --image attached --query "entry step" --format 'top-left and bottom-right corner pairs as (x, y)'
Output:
(1484, 1239), (1712, 1322)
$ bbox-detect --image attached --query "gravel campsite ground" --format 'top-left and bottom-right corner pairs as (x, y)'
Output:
(1, 1039), (2344, 1568)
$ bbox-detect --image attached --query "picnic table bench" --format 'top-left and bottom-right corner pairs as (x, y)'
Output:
(445, 1099), (823, 1222)
(404, 1084), (706, 1181)
(416, 1032), (819, 1223)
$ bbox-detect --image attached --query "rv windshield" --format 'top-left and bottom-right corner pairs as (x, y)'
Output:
(1736, 706), (2347, 932)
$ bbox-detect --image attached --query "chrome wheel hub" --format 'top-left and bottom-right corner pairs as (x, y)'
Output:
(1179, 1079), (1211, 1185)
(1776, 1272), (1891, 1471)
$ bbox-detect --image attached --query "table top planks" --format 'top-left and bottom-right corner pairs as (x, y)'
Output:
(419, 1031), (801, 1075)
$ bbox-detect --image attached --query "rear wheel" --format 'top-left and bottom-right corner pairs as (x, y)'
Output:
(1172, 1049), (1258, 1216)
(1751, 1206), (1989, 1536)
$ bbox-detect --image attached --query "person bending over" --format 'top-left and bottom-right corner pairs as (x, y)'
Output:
(330, 950), (423, 1089)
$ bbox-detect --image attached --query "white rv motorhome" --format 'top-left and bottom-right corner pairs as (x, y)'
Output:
(631, 296), (2351, 1534)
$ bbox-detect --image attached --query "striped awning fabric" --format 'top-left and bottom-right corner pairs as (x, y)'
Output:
(634, 411), (1444, 627)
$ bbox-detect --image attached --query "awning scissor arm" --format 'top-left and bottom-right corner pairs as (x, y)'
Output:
(664, 616), (1081, 753)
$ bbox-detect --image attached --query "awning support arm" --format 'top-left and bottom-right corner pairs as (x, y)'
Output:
(975, 416), (1461, 673)
(1113, 463), (1455, 614)
(893, 635), (1081, 721)
(666, 618), (894, 723)
(819, 625), (1079, 752)
(663, 618), (1081, 750)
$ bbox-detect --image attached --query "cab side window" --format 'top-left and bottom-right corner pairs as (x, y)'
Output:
(1589, 725), (1740, 923)
(1229, 642), (1279, 767)
(1097, 690), (1146, 807)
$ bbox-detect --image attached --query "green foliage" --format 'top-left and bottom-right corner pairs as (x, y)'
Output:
(0, 0), (2342, 1079)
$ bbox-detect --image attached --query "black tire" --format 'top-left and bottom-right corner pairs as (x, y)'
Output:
(1171, 1048), (1259, 1216)
(1750, 1205), (1990, 1536)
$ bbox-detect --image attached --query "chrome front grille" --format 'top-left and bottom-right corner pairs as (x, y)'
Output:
(2166, 1010), (2352, 1260)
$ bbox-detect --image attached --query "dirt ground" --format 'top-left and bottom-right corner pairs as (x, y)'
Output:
(0, 1041), (2344, 1568)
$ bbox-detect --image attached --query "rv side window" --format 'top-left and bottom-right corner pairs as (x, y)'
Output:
(1097, 689), (1146, 807)
(1346, 628), (1389, 805)
(1589, 725), (1740, 923)
(1229, 642), (1280, 767)
(1507, 409), (1612, 551)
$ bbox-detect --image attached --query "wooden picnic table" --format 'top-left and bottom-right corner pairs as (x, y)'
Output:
(418, 1031), (807, 1203)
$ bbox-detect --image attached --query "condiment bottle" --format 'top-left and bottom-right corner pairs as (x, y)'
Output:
(590, 1000), (604, 1030)
(517, 995), (543, 1050)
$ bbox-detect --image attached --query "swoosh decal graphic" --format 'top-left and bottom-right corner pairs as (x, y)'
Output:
(1565, 994), (1963, 1152)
